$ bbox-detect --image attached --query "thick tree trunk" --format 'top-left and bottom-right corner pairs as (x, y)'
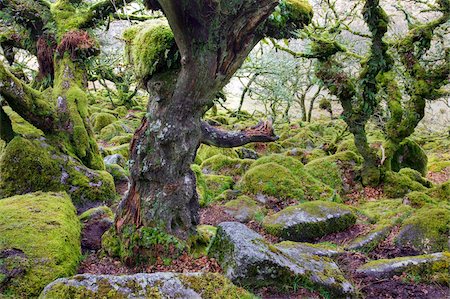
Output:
(110, 0), (281, 265)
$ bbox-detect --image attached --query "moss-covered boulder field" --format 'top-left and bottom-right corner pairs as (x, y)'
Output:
(1, 0), (449, 298)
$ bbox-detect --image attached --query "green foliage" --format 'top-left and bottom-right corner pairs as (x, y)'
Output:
(0, 192), (81, 298)
(266, 0), (313, 38)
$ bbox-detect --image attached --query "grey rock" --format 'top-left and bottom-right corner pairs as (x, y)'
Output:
(209, 222), (354, 297)
(262, 201), (357, 241)
(222, 196), (265, 222)
(104, 154), (126, 167)
(356, 252), (450, 279)
(40, 272), (250, 299)
(276, 241), (345, 258)
(345, 226), (391, 252)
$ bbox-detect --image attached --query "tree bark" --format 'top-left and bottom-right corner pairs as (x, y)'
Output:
(113, 0), (280, 265)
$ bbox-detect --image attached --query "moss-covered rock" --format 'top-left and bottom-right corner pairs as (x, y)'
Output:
(196, 144), (239, 163)
(404, 191), (436, 208)
(359, 199), (413, 226)
(0, 137), (116, 207)
(345, 225), (391, 253)
(189, 225), (217, 258)
(356, 252), (450, 284)
(275, 241), (345, 258)
(391, 138), (428, 176)
(39, 272), (255, 299)
(222, 195), (266, 222)
(263, 201), (357, 241)
(103, 143), (130, 160)
(98, 122), (132, 142)
(304, 151), (362, 193)
(200, 155), (254, 177)
(383, 170), (428, 198)
(426, 181), (450, 202)
(123, 20), (179, 83)
(208, 222), (354, 297)
(0, 192), (81, 298)
(91, 112), (117, 133)
(395, 207), (450, 253)
(105, 163), (129, 183)
(201, 175), (234, 206)
(239, 163), (305, 200)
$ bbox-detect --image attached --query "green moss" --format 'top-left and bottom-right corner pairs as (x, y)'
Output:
(2, 106), (44, 138)
(180, 273), (256, 299)
(405, 191), (436, 208)
(196, 144), (239, 162)
(124, 20), (179, 82)
(336, 139), (358, 153)
(239, 163), (305, 200)
(391, 139), (428, 176)
(0, 137), (116, 206)
(399, 168), (432, 188)
(262, 201), (356, 241)
(102, 225), (185, 265)
(267, 0), (313, 38)
(223, 195), (267, 222)
(396, 207), (450, 253)
(110, 134), (133, 145)
(428, 161), (450, 172)
(383, 170), (427, 198)
(304, 151), (362, 192)
(98, 123), (130, 142)
(0, 192), (81, 297)
(202, 175), (234, 206)
(426, 181), (450, 202)
(252, 154), (304, 174)
(200, 155), (254, 177)
(91, 113), (117, 132)
(189, 225), (217, 258)
(359, 199), (413, 226)
(105, 163), (129, 182)
(103, 143), (130, 160)
(79, 206), (113, 223)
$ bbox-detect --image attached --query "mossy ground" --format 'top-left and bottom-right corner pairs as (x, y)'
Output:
(0, 192), (81, 298)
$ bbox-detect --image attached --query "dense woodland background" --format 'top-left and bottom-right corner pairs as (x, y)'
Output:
(0, 0), (449, 298)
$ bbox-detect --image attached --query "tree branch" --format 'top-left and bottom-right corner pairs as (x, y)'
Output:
(201, 120), (278, 148)
(81, 0), (135, 28)
(0, 62), (55, 131)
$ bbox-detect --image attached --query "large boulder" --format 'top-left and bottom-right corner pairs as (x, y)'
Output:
(0, 137), (116, 208)
(395, 207), (450, 253)
(356, 252), (450, 284)
(209, 222), (354, 297)
(263, 201), (356, 241)
(39, 272), (253, 298)
(0, 192), (81, 297)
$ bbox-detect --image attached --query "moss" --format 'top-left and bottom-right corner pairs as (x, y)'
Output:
(98, 123), (130, 142)
(239, 163), (305, 200)
(124, 20), (179, 82)
(105, 163), (129, 182)
(399, 168), (432, 188)
(383, 170), (427, 198)
(267, 0), (313, 38)
(223, 195), (267, 222)
(359, 199), (413, 226)
(304, 151), (362, 192)
(201, 175), (234, 206)
(79, 206), (113, 223)
(91, 112), (117, 132)
(110, 134), (133, 145)
(428, 161), (450, 172)
(426, 181), (450, 202)
(262, 201), (356, 241)
(0, 137), (116, 207)
(253, 154), (304, 174)
(103, 143), (130, 160)
(396, 207), (450, 253)
(0, 192), (81, 297)
(2, 106), (44, 138)
(336, 139), (358, 153)
(196, 144), (239, 162)
(180, 273), (256, 299)
(391, 139), (428, 175)
(200, 155), (254, 177)
(404, 191), (436, 208)
(114, 106), (128, 117)
(189, 225), (217, 258)
(102, 225), (185, 265)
